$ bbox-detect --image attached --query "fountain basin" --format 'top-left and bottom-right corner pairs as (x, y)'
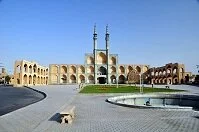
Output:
(107, 94), (199, 110)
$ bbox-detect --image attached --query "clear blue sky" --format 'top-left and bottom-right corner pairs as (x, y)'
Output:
(0, 0), (199, 74)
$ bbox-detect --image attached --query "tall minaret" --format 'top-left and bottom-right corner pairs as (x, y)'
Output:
(93, 24), (97, 50)
(93, 24), (97, 84)
(105, 25), (110, 84)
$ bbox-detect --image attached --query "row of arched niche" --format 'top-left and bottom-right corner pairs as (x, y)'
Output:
(151, 66), (184, 76)
(150, 65), (184, 84)
(51, 65), (148, 74)
(16, 74), (48, 85)
(86, 52), (116, 65)
(51, 74), (127, 84)
(16, 63), (48, 76)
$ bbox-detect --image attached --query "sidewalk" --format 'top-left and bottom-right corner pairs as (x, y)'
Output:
(0, 85), (78, 132)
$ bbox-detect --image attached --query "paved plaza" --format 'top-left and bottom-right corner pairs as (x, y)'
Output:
(0, 85), (199, 132)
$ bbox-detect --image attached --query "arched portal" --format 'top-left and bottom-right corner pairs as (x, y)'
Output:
(70, 66), (76, 74)
(173, 66), (177, 74)
(29, 75), (32, 84)
(33, 75), (36, 85)
(128, 66), (133, 73)
(119, 75), (125, 84)
(41, 69), (44, 75)
(111, 66), (116, 74)
(37, 76), (40, 84)
(173, 75), (178, 84)
(38, 68), (40, 75)
(167, 75), (172, 84)
(163, 77), (167, 84)
(79, 75), (85, 83)
(143, 66), (148, 72)
(98, 66), (107, 75)
(136, 66), (141, 73)
(88, 75), (94, 83)
(79, 66), (85, 73)
(97, 52), (107, 64)
(70, 75), (76, 83)
(61, 74), (67, 83)
(61, 66), (67, 74)
(33, 64), (37, 73)
(88, 66), (94, 73)
(46, 77), (48, 84)
(29, 65), (32, 74)
(98, 77), (106, 84)
(110, 75), (116, 83)
(24, 64), (28, 73)
(110, 57), (116, 65)
(23, 74), (28, 85)
(41, 77), (43, 84)
(119, 66), (125, 74)
(87, 56), (94, 64)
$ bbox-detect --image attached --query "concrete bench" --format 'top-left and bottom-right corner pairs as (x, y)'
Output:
(60, 106), (75, 124)
(165, 85), (170, 89)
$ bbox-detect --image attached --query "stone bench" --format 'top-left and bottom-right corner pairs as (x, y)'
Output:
(60, 106), (75, 124)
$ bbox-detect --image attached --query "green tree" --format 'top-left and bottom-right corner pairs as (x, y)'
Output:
(5, 75), (11, 84)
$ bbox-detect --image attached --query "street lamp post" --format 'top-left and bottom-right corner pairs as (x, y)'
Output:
(116, 75), (118, 88)
(139, 65), (144, 93)
(139, 73), (141, 93)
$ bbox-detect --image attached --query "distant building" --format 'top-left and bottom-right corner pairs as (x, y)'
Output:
(147, 63), (186, 84)
(14, 60), (48, 87)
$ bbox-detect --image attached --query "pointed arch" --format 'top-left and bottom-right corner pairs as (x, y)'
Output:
(33, 64), (37, 73)
(70, 66), (76, 74)
(97, 52), (107, 64)
(88, 66), (94, 73)
(37, 76), (40, 84)
(110, 57), (116, 65)
(24, 64), (28, 73)
(136, 66), (141, 73)
(87, 56), (94, 64)
(110, 75), (116, 83)
(70, 74), (76, 83)
(79, 65), (85, 73)
(23, 74), (28, 85)
(29, 65), (32, 74)
(111, 66), (116, 74)
(88, 75), (94, 83)
(61, 65), (67, 74)
(128, 66), (133, 73)
(79, 75), (85, 83)
(60, 74), (67, 83)
(33, 74), (36, 85)
(98, 66), (107, 75)
(119, 75), (125, 84)
(119, 66), (125, 74)
(29, 75), (32, 84)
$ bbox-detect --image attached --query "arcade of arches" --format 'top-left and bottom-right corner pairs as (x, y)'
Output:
(14, 60), (48, 87)
(49, 63), (150, 84)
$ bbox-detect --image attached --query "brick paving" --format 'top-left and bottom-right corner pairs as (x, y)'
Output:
(0, 85), (199, 132)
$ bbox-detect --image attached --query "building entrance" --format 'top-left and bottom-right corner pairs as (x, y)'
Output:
(98, 77), (106, 84)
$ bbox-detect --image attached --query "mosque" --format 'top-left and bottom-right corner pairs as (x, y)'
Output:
(13, 25), (189, 86)
(48, 25), (149, 84)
